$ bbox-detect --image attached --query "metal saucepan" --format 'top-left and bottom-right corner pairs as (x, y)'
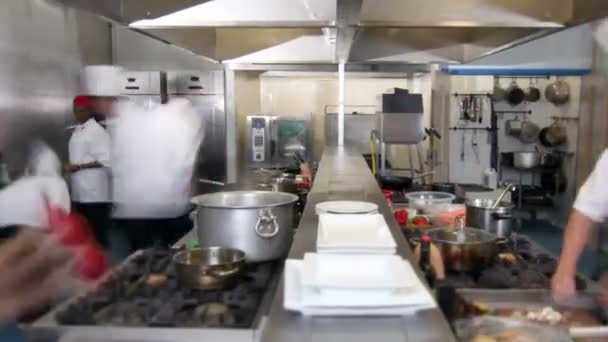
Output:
(519, 119), (540, 144)
(426, 225), (499, 272)
(466, 198), (514, 238)
(524, 79), (541, 102)
(545, 78), (570, 105)
(173, 247), (246, 290)
(506, 81), (525, 106)
(539, 121), (567, 147)
(513, 151), (541, 169)
(505, 117), (523, 137)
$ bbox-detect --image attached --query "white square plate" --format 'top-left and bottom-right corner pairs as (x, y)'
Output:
(316, 214), (397, 249)
(301, 253), (413, 289)
(284, 260), (437, 316)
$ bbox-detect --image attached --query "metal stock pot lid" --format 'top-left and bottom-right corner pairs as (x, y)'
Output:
(191, 191), (298, 209)
(426, 227), (497, 244)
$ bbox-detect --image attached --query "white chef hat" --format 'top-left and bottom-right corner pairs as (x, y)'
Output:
(80, 65), (124, 97)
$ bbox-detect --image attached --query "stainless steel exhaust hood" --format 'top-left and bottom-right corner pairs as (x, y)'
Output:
(56, 0), (608, 65)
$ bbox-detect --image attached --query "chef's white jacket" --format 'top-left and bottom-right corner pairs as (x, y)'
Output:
(68, 118), (111, 203)
(574, 149), (608, 222)
(0, 145), (70, 228)
(110, 99), (203, 219)
(0, 176), (70, 228)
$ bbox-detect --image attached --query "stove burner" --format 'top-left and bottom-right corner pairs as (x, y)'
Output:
(401, 229), (579, 290)
(56, 248), (278, 329)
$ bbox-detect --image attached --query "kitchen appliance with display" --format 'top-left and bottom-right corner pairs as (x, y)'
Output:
(246, 114), (311, 168)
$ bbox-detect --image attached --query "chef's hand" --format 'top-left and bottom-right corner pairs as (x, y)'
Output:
(551, 269), (576, 303)
(0, 230), (71, 322)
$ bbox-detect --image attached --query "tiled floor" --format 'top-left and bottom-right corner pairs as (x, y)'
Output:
(520, 219), (600, 278)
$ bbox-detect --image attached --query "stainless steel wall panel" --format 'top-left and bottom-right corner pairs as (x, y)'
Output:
(0, 0), (112, 176)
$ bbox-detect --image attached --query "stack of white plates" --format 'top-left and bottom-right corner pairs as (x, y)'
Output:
(316, 213), (396, 254)
(315, 201), (379, 215)
(284, 253), (437, 316)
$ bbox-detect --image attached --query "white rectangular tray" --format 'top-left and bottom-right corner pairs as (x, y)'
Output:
(284, 260), (437, 316)
(301, 253), (414, 289)
(316, 213), (397, 250)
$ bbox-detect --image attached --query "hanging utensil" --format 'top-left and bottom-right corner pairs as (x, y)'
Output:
(506, 79), (525, 106)
(545, 77), (570, 105)
(505, 117), (523, 137)
(519, 116), (540, 144)
(525, 78), (541, 102)
(471, 130), (479, 162)
(540, 120), (568, 147)
(478, 97), (483, 123)
(460, 131), (465, 161)
(492, 78), (506, 102)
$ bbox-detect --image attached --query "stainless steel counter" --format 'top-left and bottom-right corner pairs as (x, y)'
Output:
(260, 147), (456, 342)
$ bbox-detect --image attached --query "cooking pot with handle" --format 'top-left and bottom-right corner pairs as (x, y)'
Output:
(465, 198), (514, 238)
(192, 191), (298, 262)
(425, 218), (499, 272)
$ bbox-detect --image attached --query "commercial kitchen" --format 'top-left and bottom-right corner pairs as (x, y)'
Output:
(4, 0), (608, 341)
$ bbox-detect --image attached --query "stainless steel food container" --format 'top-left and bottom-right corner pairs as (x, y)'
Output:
(192, 191), (299, 262)
(513, 151), (541, 169)
(466, 199), (514, 238)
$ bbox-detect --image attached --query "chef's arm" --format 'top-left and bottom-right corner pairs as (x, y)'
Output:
(555, 209), (594, 277)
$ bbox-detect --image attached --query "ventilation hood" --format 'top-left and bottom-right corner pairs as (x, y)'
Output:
(57, 0), (608, 66)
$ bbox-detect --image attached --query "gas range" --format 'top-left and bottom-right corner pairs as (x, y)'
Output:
(403, 230), (587, 290)
(32, 248), (282, 342)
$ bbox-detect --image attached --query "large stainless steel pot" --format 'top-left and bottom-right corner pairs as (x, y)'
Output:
(466, 199), (514, 238)
(513, 151), (541, 169)
(426, 226), (498, 272)
(192, 191), (299, 262)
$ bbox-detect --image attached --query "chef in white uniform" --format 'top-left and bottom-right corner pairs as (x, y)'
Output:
(67, 95), (111, 247)
(81, 65), (203, 259)
(553, 149), (608, 301)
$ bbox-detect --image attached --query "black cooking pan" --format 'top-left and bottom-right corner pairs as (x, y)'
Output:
(376, 170), (413, 190)
(432, 182), (456, 194)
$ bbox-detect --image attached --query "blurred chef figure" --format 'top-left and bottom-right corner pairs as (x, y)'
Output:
(110, 99), (203, 258)
(80, 65), (204, 259)
(66, 95), (112, 247)
(80, 65), (123, 124)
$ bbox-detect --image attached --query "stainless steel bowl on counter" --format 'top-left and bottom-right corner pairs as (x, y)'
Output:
(192, 191), (299, 262)
(173, 247), (246, 290)
(466, 198), (514, 238)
